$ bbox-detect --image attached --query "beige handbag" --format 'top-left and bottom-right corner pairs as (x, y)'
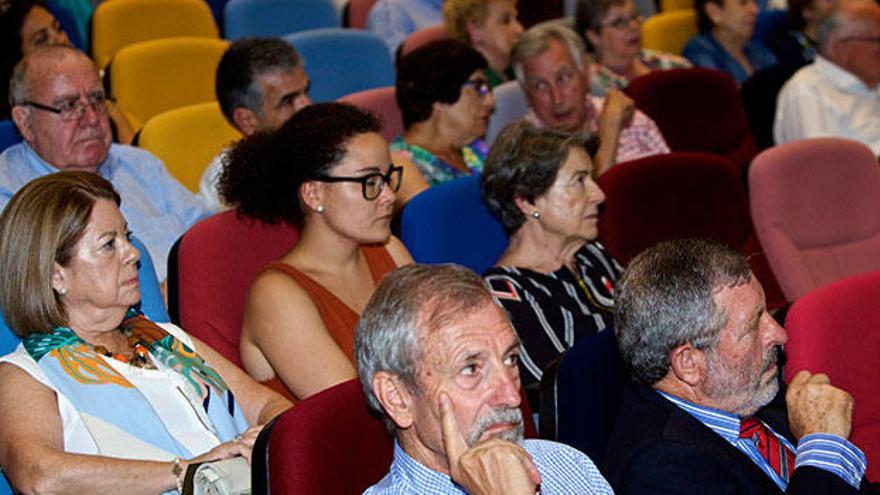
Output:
(182, 457), (251, 495)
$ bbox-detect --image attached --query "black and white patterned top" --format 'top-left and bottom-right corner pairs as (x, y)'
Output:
(483, 242), (622, 390)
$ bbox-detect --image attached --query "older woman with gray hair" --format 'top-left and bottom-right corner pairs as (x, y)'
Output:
(481, 121), (621, 406)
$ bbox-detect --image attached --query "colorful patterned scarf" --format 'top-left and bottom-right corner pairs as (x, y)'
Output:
(23, 308), (247, 458)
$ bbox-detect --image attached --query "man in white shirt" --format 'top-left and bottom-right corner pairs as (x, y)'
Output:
(774, 0), (880, 156)
(198, 38), (312, 212)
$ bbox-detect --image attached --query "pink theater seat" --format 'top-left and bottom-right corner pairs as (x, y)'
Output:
(167, 210), (300, 366)
(749, 138), (880, 301)
(397, 24), (449, 60)
(597, 151), (786, 309)
(338, 86), (403, 142)
(784, 271), (880, 481)
(626, 68), (757, 172)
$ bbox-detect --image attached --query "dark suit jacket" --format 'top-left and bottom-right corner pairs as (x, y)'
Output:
(604, 384), (865, 494)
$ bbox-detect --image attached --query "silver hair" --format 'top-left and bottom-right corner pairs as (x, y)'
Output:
(9, 45), (83, 108)
(510, 23), (586, 86)
(614, 239), (752, 386)
(355, 264), (498, 432)
(815, 6), (847, 49)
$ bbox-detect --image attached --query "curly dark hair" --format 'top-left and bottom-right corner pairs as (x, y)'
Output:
(396, 39), (488, 129)
(481, 120), (598, 233)
(219, 102), (381, 227)
(0, 0), (42, 118)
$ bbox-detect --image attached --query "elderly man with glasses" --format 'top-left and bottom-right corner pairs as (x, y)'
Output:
(1, 45), (210, 285)
(774, 0), (880, 157)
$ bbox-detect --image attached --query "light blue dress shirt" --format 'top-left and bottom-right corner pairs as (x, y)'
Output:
(659, 391), (867, 490)
(0, 142), (210, 281)
(365, 439), (613, 494)
(366, 0), (444, 57)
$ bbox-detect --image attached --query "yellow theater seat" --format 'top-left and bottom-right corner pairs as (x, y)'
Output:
(110, 37), (229, 127)
(92, 0), (219, 69)
(660, 0), (694, 11)
(138, 101), (242, 192)
(641, 9), (697, 55)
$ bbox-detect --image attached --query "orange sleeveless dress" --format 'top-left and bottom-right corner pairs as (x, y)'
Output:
(258, 244), (397, 402)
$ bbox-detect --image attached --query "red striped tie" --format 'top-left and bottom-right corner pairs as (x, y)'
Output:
(739, 417), (796, 481)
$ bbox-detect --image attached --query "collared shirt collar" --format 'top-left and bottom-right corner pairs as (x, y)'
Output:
(814, 55), (878, 93)
(18, 140), (113, 176)
(657, 390), (742, 443)
(389, 440), (465, 494)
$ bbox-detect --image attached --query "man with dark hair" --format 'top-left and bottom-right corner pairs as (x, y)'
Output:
(774, 0), (880, 156)
(356, 264), (613, 494)
(606, 238), (870, 494)
(198, 37), (311, 211)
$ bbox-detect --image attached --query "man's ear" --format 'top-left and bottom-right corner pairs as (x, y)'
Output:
(231, 107), (261, 136)
(11, 106), (34, 143)
(668, 342), (707, 387)
(372, 371), (415, 429)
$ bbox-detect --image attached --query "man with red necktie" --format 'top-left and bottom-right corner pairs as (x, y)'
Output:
(606, 239), (872, 494)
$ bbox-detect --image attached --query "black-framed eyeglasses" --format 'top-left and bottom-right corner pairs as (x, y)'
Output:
(312, 165), (403, 200)
(23, 93), (115, 122)
(838, 36), (880, 44)
(603, 12), (642, 30)
(463, 78), (492, 98)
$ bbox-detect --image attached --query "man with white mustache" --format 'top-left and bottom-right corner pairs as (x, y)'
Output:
(356, 264), (613, 494)
(606, 238), (870, 494)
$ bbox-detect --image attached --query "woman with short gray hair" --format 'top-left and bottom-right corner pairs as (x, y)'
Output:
(481, 121), (621, 407)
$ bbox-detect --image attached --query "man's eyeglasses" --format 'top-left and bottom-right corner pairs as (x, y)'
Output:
(23, 93), (115, 122)
(312, 166), (403, 200)
(603, 12), (642, 30)
(463, 79), (492, 98)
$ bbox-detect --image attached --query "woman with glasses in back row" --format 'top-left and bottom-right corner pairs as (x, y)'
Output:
(219, 102), (413, 402)
(576, 0), (691, 96)
(391, 40), (497, 203)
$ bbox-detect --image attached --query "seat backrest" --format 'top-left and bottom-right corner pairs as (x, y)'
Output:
(660, 0), (693, 10)
(338, 86), (403, 142)
(0, 235), (168, 356)
(784, 270), (880, 480)
(399, 174), (508, 274)
(346, 0), (378, 28)
(397, 24), (450, 60)
(137, 101), (242, 192)
(110, 37), (229, 127)
(749, 138), (880, 301)
(597, 152), (751, 264)
(540, 329), (627, 469)
(740, 63), (805, 151)
(91, 0), (219, 69)
(265, 379), (394, 494)
(597, 151), (787, 307)
(640, 9), (697, 54)
(626, 67), (756, 170)
(485, 80), (529, 146)
(284, 29), (395, 103)
(224, 0), (339, 39)
(0, 120), (21, 154)
(168, 210), (299, 366)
